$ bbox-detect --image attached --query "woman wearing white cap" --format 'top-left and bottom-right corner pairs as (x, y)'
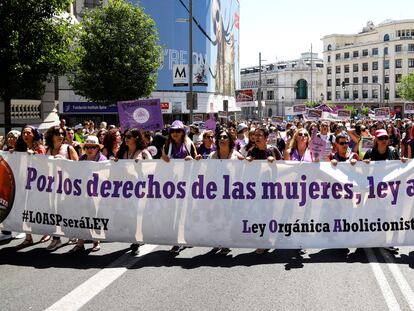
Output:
(162, 120), (198, 254)
(69, 136), (107, 254)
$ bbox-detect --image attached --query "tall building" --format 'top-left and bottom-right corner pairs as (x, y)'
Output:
(322, 19), (414, 116)
(240, 52), (324, 119)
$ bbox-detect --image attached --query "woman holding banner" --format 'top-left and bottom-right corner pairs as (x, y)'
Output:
(44, 126), (79, 252)
(161, 120), (197, 254)
(69, 136), (107, 254)
(284, 129), (312, 162)
(15, 125), (47, 249)
(116, 128), (152, 255)
(246, 127), (283, 255)
(102, 128), (122, 160)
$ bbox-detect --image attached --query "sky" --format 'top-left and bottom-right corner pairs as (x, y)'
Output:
(239, 0), (414, 68)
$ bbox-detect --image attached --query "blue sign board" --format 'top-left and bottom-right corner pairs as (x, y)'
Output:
(132, 0), (240, 96)
(62, 102), (118, 114)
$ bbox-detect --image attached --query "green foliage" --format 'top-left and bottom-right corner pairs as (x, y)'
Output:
(305, 100), (319, 108)
(0, 0), (76, 99)
(397, 72), (414, 101)
(344, 104), (358, 118)
(360, 106), (370, 116)
(71, 0), (162, 103)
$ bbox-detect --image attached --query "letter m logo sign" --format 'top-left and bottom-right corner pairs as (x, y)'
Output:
(173, 64), (188, 86)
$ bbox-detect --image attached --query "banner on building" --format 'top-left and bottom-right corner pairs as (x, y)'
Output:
(117, 99), (164, 131)
(235, 89), (256, 108)
(1, 153), (414, 249)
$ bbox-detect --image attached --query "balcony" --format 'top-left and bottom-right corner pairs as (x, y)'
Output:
(10, 100), (41, 120)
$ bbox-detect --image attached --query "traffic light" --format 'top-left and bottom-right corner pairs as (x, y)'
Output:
(341, 81), (346, 89)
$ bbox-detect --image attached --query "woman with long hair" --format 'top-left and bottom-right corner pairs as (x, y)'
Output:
(284, 129), (312, 162)
(44, 126), (79, 251)
(15, 125), (47, 249)
(196, 130), (216, 159)
(102, 128), (122, 159)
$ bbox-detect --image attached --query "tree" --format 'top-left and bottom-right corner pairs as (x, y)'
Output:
(0, 0), (76, 132)
(71, 0), (162, 104)
(305, 100), (319, 108)
(344, 105), (358, 119)
(397, 72), (414, 101)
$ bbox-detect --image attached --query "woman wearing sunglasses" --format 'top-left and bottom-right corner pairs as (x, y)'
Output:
(208, 129), (243, 255)
(162, 120), (197, 254)
(115, 128), (152, 255)
(329, 132), (360, 166)
(69, 136), (107, 254)
(43, 126), (79, 251)
(197, 130), (216, 159)
(284, 129), (312, 162)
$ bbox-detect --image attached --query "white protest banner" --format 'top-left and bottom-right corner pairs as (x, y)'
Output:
(235, 89), (256, 108)
(405, 102), (414, 114)
(1, 153), (414, 249)
(306, 109), (323, 121)
(337, 109), (351, 121)
(271, 116), (284, 125)
(374, 107), (390, 120)
(292, 104), (306, 115)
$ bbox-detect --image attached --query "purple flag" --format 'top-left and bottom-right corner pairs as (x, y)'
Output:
(117, 99), (164, 131)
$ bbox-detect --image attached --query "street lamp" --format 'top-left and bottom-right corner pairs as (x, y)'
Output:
(258, 52), (267, 121)
(385, 87), (389, 106)
(281, 96), (285, 116)
(176, 0), (193, 124)
(320, 93), (324, 104)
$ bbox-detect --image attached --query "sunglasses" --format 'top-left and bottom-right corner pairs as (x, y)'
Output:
(338, 141), (349, 146)
(84, 146), (98, 150)
(297, 133), (308, 137)
(377, 136), (389, 141)
(170, 129), (183, 134)
(206, 136), (214, 139)
(54, 131), (65, 136)
(219, 135), (229, 140)
(124, 134), (133, 139)
(321, 124), (329, 128)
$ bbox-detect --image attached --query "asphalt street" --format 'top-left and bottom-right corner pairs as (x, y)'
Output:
(1, 235), (414, 311)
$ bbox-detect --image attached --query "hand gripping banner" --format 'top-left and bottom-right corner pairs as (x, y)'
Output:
(1, 152), (414, 249)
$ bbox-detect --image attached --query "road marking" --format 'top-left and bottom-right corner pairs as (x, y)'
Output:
(365, 248), (401, 311)
(45, 244), (158, 311)
(379, 248), (414, 310)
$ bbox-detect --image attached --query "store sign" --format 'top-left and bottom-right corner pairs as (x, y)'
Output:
(62, 102), (118, 114)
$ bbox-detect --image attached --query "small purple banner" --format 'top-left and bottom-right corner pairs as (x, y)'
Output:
(117, 99), (164, 131)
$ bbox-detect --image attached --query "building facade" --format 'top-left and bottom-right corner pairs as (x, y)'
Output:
(322, 19), (414, 116)
(240, 53), (324, 119)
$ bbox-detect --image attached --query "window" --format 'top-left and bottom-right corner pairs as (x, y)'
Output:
(353, 90), (359, 99)
(335, 91), (341, 99)
(395, 91), (400, 98)
(335, 53), (341, 60)
(327, 55), (331, 62)
(372, 48), (378, 56)
(395, 44), (402, 52)
(372, 61), (378, 70)
(362, 63), (368, 71)
(362, 90), (368, 99)
(409, 44), (414, 52)
(327, 79), (332, 86)
(327, 67), (332, 74)
(372, 75), (378, 83)
(409, 59), (414, 68)
(353, 64), (359, 72)
(327, 44), (332, 51)
(384, 47), (388, 55)
(344, 90), (349, 99)
(267, 90), (274, 100)
(353, 51), (359, 58)
(344, 65), (350, 73)
(362, 49), (368, 56)
(362, 76), (368, 83)
(373, 89), (378, 99)
(344, 77), (349, 84)
(396, 74), (402, 83)
(384, 60), (389, 69)
(266, 78), (274, 85)
(384, 34), (390, 41)
(344, 52), (350, 59)
(353, 77), (358, 83)
(336, 66), (341, 74)
(395, 59), (402, 68)
(384, 75), (390, 83)
(336, 78), (341, 86)
(327, 91), (332, 100)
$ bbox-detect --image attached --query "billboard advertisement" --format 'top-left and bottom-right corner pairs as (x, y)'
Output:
(135, 0), (240, 96)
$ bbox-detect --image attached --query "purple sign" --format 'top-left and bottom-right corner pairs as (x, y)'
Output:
(117, 99), (164, 131)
